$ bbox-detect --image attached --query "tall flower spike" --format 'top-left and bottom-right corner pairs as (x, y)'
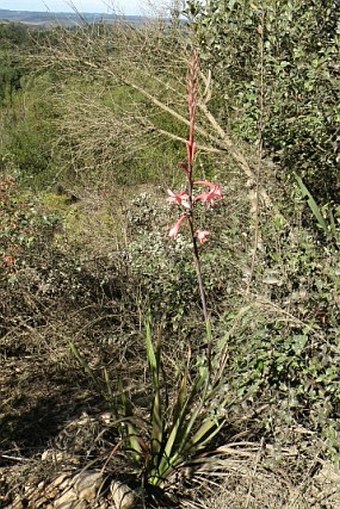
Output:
(186, 51), (200, 173)
(167, 51), (218, 324)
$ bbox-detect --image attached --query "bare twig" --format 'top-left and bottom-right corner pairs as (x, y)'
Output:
(31, 23), (281, 214)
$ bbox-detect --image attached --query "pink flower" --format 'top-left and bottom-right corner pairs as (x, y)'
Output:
(194, 189), (222, 207)
(196, 229), (210, 245)
(194, 180), (223, 208)
(167, 189), (190, 209)
(3, 254), (16, 267)
(169, 214), (187, 240)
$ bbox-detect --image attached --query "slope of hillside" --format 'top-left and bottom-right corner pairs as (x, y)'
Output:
(0, 8), (144, 27)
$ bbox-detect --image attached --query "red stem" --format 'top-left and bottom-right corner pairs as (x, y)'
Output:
(185, 52), (209, 325)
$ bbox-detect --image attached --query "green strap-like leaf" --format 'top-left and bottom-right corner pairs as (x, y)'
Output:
(145, 314), (164, 471)
(118, 379), (143, 463)
(146, 313), (158, 376)
(151, 388), (163, 456)
(103, 367), (119, 419)
(187, 414), (225, 452)
(155, 368), (210, 482)
(171, 371), (188, 426)
(125, 421), (144, 463)
(68, 340), (100, 389)
(295, 173), (328, 233)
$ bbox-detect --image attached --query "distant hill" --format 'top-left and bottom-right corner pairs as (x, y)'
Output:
(0, 8), (145, 27)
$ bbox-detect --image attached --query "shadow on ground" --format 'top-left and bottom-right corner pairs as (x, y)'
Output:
(0, 358), (105, 462)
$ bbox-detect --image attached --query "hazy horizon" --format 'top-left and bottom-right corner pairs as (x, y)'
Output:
(0, 1), (144, 15)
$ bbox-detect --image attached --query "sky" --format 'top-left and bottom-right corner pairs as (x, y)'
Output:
(0, 0), (145, 15)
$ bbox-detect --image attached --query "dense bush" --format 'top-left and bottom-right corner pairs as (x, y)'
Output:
(0, 23), (31, 106)
(222, 220), (339, 456)
(188, 0), (339, 202)
(0, 22), (30, 48)
(0, 55), (23, 107)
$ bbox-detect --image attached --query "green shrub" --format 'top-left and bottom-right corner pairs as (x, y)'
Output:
(188, 0), (339, 202)
(0, 74), (61, 188)
(0, 173), (58, 267)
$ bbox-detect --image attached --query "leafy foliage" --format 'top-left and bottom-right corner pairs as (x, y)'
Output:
(0, 22), (30, 48)
(125, 190), (238, 331)
(188, 0), (339, 202)
(0, 73), (61, 187)
(0, 173), (57, 268)
(0, 23), (32, 107)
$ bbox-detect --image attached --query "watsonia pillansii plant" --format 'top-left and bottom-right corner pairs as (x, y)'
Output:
(118, 51), (227, 495)
(123, 52), (226, 487)
(69, 52), (227, 503)
(167, 51), (223, 322)
(114, 53), (227, 495)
